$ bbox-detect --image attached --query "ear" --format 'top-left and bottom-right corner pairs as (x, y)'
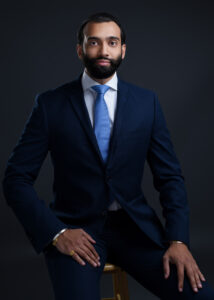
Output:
(76, 44), (83, 59)
(121, 43), (126, 59)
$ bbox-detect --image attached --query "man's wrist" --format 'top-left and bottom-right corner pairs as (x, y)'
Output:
(52, 228), (68, 246)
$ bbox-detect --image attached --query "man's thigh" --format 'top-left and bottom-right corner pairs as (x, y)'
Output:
(43, 236), (107, 300)
(102, 209), (214, 300)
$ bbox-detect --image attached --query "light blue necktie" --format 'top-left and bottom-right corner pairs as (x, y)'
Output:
(92, 84), (116, 207)
(91, 84), (111, 163)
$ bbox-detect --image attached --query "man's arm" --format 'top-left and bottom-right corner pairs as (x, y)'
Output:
(146, 93), (206, 293)
(2, 94), (67, 254)
(147, 93), (190, 246)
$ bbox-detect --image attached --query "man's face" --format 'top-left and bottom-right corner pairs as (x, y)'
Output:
(77, 21), (126, 80)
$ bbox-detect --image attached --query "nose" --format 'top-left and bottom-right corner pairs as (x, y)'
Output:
(99, 42), (109, 57)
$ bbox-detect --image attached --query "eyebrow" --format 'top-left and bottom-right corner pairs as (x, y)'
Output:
(87, 36), (120, 41)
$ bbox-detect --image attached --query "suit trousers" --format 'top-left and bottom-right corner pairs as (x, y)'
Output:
(44, 208), (214, 300)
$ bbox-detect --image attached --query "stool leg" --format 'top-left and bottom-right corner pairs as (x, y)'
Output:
(112, 269), (130, 300)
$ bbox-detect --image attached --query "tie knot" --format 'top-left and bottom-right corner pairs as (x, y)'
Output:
(91, 84), (110, 95)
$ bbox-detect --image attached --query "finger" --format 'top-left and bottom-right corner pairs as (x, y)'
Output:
(81, 244), (100, 265)
(186, 265), (198, 293)
(82, 230), (96, 243)
(194, 271), (202, 289)
(83, 238), (100, 260)
(198, 270), (206, 282)
(71, 251), (86, 266)
(78, 247), (99, 267)
(163, 256), (170, 279)
(195, 265), (206, 282)
(177, 263), (184, 292)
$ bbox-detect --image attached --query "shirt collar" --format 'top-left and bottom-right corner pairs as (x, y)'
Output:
(81, 68), (118, 92)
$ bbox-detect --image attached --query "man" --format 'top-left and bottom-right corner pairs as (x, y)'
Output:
(2, 12), (214, 300)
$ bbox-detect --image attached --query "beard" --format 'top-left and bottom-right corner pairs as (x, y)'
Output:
(82, 52), (123, 79)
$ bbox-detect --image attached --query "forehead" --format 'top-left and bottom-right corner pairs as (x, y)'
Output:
(83, 21), (121, 40)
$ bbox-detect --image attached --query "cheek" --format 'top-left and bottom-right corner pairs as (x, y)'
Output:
(85, 48), (99, 57)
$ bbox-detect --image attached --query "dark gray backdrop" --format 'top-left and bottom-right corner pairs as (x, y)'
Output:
(1, 1), (213, 299)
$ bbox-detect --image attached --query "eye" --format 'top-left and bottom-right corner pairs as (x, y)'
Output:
(89, 40), (98, 46)
(110, 40), (117, 46)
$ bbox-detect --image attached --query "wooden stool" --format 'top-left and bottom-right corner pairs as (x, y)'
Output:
(102, 263), (130, 300)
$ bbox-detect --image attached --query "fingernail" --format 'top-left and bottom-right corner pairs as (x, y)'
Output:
(179, 288), (183, 292)
(194, 288), (198, 292)
(98, 262), (101, 266)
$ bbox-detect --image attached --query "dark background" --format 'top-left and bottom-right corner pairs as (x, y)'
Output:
(1, 1), (214, 299)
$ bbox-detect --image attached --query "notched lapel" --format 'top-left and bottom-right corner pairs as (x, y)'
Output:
(105, 78), (130, 169)
(63, 74), (104, 167)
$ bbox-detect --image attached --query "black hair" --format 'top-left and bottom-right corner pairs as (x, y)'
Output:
(77, 12), (126, 45)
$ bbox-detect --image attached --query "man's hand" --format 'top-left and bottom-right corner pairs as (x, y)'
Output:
(163, 243), (206, 293)
(54, 228), (101, 267)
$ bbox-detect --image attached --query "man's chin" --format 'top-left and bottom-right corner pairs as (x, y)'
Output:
(92, 73), (114, 79)
(86, 68), (115, 80)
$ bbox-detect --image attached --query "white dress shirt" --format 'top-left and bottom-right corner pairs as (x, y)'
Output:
(81, 69), (122, 211)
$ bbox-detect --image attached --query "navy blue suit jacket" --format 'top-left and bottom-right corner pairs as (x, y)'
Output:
(2, 73), (190, 254)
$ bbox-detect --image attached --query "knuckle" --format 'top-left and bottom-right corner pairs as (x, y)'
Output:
(87, 243), (93, 250)
(177, 261), (185, 267)
(186, 261), (193, 269)
(85, 252), (91, 260)
(73, 254), (79, 262)
(178, 270), (184, 276)
(89, 252), (94, 259)
(73, 253), (78, 260)
(190, 276), (196, 283)
(186, 259), (192, 265)
(85, 255), (91, 261)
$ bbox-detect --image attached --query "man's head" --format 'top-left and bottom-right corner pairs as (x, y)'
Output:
(76, 12), (126, 83)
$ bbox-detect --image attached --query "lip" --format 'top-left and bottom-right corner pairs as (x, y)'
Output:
(96, 59), (110, 66)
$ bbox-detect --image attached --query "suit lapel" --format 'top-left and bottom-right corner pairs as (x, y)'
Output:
(64, 73), (130, 169)
(105, 77), (130, 169)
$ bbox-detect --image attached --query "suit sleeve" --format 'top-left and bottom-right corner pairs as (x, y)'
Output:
(146, 93), (190, 247)
(2, 94), (67, 254)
